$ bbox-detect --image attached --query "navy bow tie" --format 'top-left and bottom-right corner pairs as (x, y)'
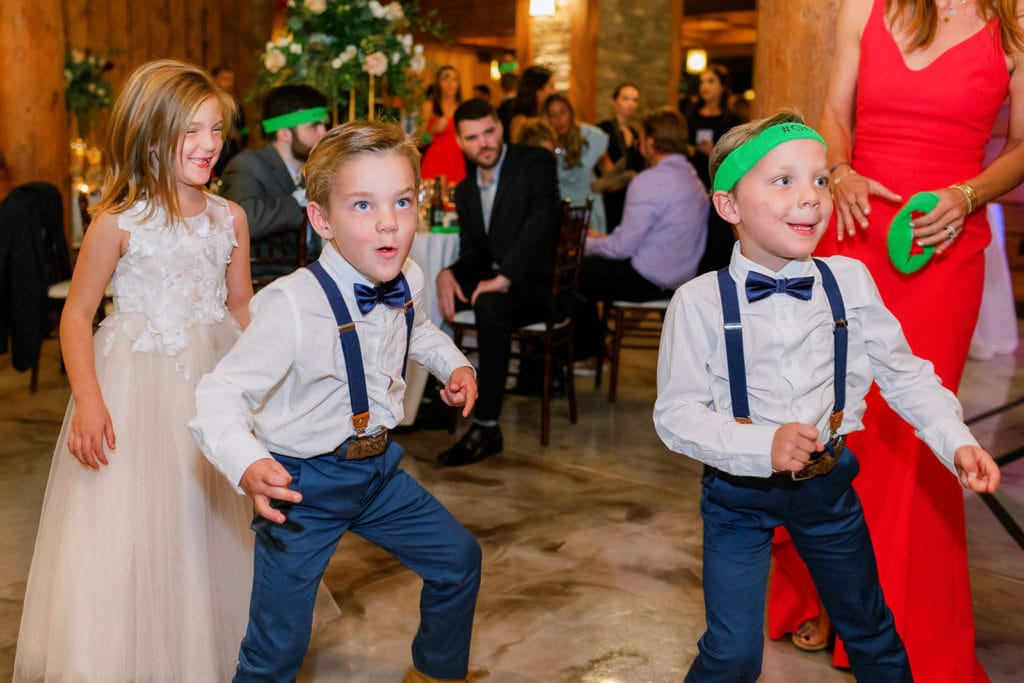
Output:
(744, 271), (815, 303)
(354, 277), (408, 314)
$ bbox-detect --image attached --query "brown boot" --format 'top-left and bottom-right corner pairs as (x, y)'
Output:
(402, 666), (490, 683)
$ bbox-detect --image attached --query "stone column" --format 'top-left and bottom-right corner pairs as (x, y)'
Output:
(0, 1), (69, 213)
(754, 0), (838, 125)
(593, 0), (681, 121)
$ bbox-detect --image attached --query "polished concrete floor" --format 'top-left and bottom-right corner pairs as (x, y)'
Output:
(2, 328), (1023, 682)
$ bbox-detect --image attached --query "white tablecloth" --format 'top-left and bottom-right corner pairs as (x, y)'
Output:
(401, 231), (460, 425)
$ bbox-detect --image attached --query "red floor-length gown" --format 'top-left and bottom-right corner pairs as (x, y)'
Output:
(767, 2), (1006, 681)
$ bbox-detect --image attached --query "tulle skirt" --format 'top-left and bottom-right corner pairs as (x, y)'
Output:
(14, 317), (254, 682)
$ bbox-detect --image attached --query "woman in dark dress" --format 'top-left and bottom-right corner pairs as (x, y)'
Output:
(682, 63), (745, 190)
(595, 83), (645, 233)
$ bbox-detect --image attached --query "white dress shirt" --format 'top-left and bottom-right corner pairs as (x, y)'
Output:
(190, 244), (470, 489)
(653, 244), (978, 478)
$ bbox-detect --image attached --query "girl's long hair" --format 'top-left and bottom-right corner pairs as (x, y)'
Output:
(888, 0), (1024, 52)
(544, 93), (586, 169)
(430, 65), (462, 117)
(93, 59), (235, 222)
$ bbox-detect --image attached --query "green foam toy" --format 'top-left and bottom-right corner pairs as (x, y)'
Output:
(887, 191), (939, 274)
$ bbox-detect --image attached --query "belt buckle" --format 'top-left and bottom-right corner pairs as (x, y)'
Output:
(345, 427), (389, 460)
(791, 434), (844, 481)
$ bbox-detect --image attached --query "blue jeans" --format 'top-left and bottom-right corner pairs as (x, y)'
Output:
(234, 441), (481, 682)
(685, 449), (911, 683)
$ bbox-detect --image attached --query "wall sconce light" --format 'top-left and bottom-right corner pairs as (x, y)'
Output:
(530, 0), (556, 17)
(686, 48), (708, 74)
(490, 60), (501, 81)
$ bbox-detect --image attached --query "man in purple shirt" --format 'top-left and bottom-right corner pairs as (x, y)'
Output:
(575, 107), (710, 362)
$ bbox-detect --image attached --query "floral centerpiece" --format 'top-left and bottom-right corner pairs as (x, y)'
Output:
(64, 48), (114, 139)
(254, 0), (440, 122)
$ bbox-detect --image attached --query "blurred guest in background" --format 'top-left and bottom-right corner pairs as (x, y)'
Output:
(513, 117), (557, 153)
(211, 65), (249, 178)
(682, 63), (745, 189)
(594, 83), (645, 233)
(420, 65), (467, 186)
(472, 83), (492, 102)
(496, 70), (520, 134)
(505, 65), (557, 142)
(573, 108), (708, 370)
(219, 84), (329, 276)
(543, 93), (609, 233)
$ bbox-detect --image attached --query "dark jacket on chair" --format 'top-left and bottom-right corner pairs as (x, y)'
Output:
(0, 182), (70, 371)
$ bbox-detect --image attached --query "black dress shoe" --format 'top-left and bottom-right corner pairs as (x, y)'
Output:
(438, 424), (503, 466)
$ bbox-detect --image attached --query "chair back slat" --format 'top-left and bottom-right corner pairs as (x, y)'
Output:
(250, 219), (308, 289)
(551, 198), (593, 296)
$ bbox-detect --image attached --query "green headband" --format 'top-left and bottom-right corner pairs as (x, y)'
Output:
(712, 122), (826, 193)
(262, 106), (329, 134)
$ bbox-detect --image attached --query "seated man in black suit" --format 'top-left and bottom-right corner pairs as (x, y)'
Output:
(436, 99), (561, 466)
(219, 84), (329, 278)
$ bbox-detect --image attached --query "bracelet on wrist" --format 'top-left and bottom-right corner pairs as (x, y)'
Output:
(949, 182), (978, 214)
(829, 161), (852, 175)
(831, 166), (856, 186)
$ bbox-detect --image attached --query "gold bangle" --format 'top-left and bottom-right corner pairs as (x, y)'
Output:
(832, 168), (856, 186)
(949, 182), (978, 215)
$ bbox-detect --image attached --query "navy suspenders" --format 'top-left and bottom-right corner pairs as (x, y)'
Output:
(716, 259), (848, 447)
(307, 261), (414, 437)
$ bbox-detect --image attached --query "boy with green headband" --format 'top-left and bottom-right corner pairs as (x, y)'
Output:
(220, 84), (331, 278)
(653, 112), (1000, 682)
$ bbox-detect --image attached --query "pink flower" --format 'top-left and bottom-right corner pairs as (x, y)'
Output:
(362, 51), (388, 77)
(305, 0), (327, 13)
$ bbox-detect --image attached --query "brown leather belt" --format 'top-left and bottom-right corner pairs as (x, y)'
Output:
(790, 434), (844, 481)
(323, 427), (391, 461)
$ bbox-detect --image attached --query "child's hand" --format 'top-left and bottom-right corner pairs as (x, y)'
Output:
(240, 458), (303, 523)
(953, 446), (1001, 493)
(439, 365), (478, 417)
(770, 422), (825, 473)
(68, 397), (116, 470)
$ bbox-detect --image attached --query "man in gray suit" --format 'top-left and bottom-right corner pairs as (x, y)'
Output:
(219, 84), (329, 278)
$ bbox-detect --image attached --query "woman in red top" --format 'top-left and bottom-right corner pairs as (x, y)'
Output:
(420, 65), (466, 185)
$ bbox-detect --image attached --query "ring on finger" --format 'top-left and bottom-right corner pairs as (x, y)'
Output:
(945, 224), (957, 242)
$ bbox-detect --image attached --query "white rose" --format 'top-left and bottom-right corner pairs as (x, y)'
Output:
(368, 1), (386, 19)
(384, 1), (404, 21)
(289, 42), (303, 54)
(413, 44), (424, 55)
(342, 44), (358, 61)
(264, 50), (287, 73)
(331, 56), (344, 69)
(362, 51), (388, 77)
(305, 0), (327, 13)
(410, 54), (426, 73)
(400, 33), (413, 53)
(392, 52), (401, 65)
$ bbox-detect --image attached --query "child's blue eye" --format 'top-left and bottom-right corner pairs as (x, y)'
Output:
(815, 176), (829, 187)
(396, 198), (412, 209)
(775, 176), (791, 186)
(354, 201), (370, 211)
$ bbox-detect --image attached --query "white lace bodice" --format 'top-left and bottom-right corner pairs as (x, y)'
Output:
(100, 195), (238, 358)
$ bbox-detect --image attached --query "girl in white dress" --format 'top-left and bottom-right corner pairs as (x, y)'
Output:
(14, 59), (255, 681)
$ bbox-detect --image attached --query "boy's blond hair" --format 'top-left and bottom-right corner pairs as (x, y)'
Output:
(304, 119), (422, 214)
(708, 111), (805, 191)
(513, 117), (556, 149)
(95, 59), (236, 221)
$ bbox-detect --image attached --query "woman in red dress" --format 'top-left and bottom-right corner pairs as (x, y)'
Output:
(420, 65), (466, 186)
(767, 1), (1024, 680)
